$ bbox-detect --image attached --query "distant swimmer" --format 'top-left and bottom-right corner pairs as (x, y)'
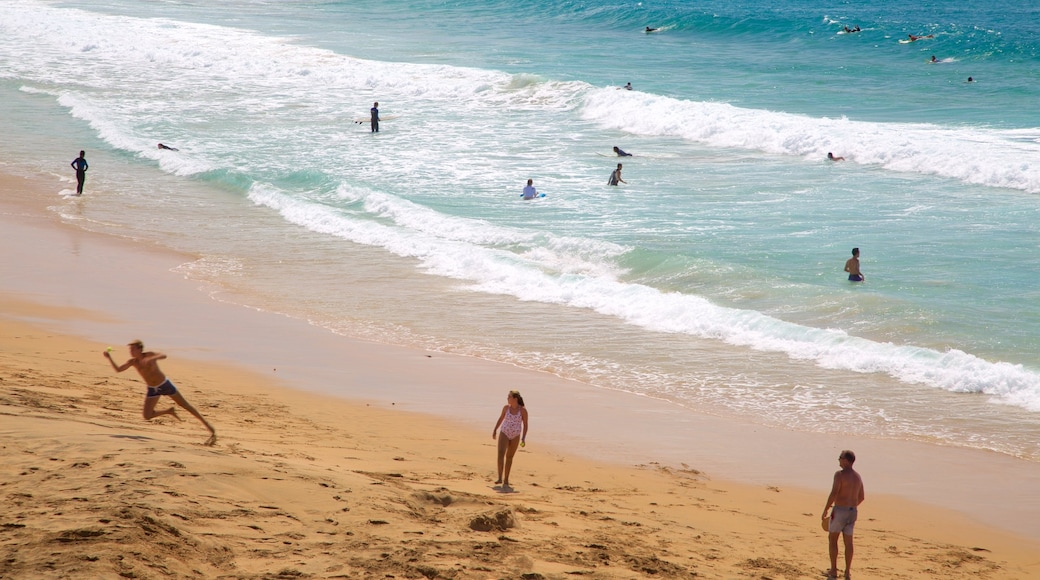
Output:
(843, 25), (861, 33)
(157, 143), (179, 151)
(70, 150), (88, 196)
(607, 163), (627, 186)
(907, 34), (933, 42)
(624, 82), (633, 90)
(966, 76), (975, 83)
(844, 247), (864, 282)
(613, 146), (633, 157)
(522, 178), (538, 200)
(930, 55), (938, 63)
(828, 152), (845, 162)
(370, 101), (380, 133)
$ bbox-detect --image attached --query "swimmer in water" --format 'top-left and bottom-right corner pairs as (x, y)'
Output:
(844, 247), (864, 282)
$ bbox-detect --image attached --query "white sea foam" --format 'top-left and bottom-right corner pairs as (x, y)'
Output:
(6, 0), (1040, 421)
(248, 178), (1040, 413)
(581, 88), (1040, 193)
(31, 0), (1036, 203)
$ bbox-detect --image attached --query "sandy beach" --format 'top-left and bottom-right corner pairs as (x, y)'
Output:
(3, 172), (1040, 579)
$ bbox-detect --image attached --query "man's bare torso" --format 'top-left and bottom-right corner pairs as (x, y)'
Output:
(132, 352), (167, 387)
(833, 468), (864, 507)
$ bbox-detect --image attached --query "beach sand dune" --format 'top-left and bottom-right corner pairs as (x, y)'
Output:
(2, 318), (1034, 579)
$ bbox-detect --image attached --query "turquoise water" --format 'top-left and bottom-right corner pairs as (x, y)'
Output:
(3, 0), (1040, 460)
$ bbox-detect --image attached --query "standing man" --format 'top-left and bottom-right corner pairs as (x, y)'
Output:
(70, 150), (88, 195)
(370, 101), (380, 133)
(104, 340), (217, 445)
(822, 450), (865, 580)
(607, 163), (626, 186)
(844, 247), (864, 282)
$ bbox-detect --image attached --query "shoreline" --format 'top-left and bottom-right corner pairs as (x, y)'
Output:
(4, 309), (1039, 578)
(2, 171), (1040, 563)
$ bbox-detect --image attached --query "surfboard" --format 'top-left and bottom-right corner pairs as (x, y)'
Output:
(353, 115), (400, 124)
(520, 193), (546, 199)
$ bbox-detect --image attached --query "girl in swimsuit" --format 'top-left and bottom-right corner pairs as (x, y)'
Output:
(492, 390), (529, 488)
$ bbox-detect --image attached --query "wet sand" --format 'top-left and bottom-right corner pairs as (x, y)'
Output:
(2, 172), (1039, 578)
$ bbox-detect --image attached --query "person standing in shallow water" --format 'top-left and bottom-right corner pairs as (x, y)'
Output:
(492, 390), (528, 489)
(70, 150), (88, 195)
(844, 247), (864, 282)
(104, 340), (217, 446)
(608, 163), (626, 186)
(370, 101), (380, 133)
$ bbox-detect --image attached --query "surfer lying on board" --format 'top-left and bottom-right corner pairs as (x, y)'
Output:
(907, 34), (933, 42)
(645, 26), (658, 33)
(827, 152), (845, 162)
(613, 146), (633, 157)
(158, 143), (178, 151)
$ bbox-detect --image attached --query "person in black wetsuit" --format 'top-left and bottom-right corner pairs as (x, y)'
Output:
(70, 150), (88, 195)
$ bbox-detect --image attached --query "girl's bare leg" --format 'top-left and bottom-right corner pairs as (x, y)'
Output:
(496, 433), (507, 483)
(502, 436), (521, 487)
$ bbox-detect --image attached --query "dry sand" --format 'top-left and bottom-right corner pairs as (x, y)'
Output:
(3, 313), (1039, 580)
(2, 172), (1040, 579)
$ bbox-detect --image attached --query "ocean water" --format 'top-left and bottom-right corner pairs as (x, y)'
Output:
(3, 0), (1040, 461)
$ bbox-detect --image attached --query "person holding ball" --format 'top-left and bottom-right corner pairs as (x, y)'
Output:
(492, 390), (528, 489)
(104, 339), (216, 445)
